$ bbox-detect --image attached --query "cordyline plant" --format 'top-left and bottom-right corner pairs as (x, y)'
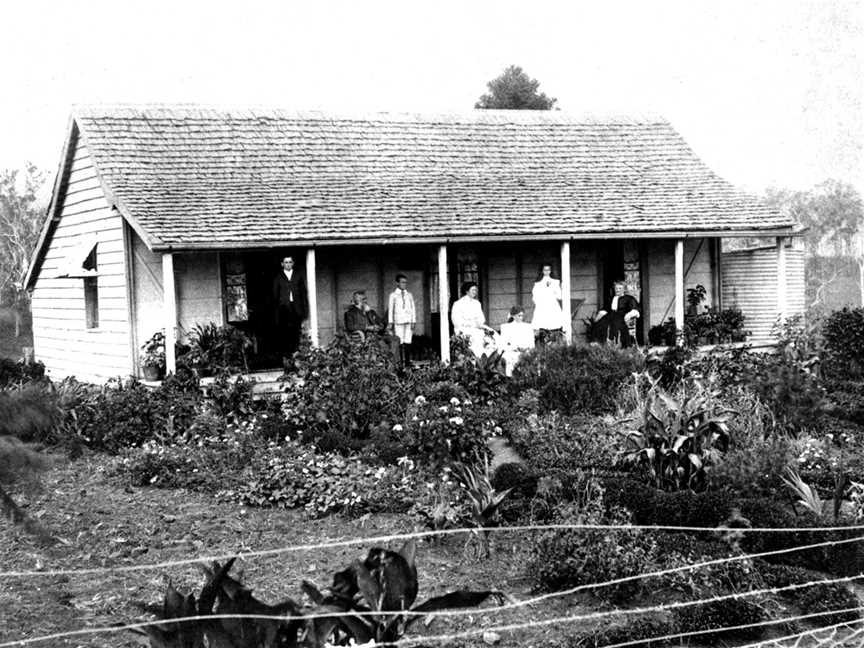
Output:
(617, 385), (733, 492)
(135, 543), (505, 647)
(450, 460), (512, 558)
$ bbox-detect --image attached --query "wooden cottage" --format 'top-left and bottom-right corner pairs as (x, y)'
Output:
(25, 106), (800, 382)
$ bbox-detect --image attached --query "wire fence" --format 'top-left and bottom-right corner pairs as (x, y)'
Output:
(2, 523), (864, 647)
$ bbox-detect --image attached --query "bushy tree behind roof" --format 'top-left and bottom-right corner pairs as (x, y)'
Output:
(475, 65), (557, 110)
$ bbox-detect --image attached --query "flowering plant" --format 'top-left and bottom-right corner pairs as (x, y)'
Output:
(401, 395), (489, 466)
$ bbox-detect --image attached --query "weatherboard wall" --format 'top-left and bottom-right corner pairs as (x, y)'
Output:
(29, 141), (133, 383)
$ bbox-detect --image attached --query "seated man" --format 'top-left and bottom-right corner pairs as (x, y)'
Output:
(344, 290), (384, 340)
(592, 280), (641, 348)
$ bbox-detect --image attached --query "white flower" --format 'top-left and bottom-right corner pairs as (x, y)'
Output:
(450, 397), (461, 406)
(392, 424), (403, 432)
(414, 395), (427, 405)
(449, 416), (464, 426)
(438, 406), (449, 413)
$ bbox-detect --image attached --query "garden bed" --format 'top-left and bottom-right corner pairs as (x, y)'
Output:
(0, 456), (588, 648)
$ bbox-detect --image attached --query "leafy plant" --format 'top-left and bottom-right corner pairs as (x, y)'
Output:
(302, 541), (505, 645)
(134, 558), (302, 648)
(140, 330), (166, 375)
(617, 382), (732, 492)
(181, 322), (252, 375)
(448, 349), (507, 404)
(451, 459), (512, 557)
(782, 467), (823, 516)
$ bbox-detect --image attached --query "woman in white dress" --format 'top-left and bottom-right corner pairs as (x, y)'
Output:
(531, 264), (564, 337)
(499, 306), (535, 376)
(451, 281), (496, 357)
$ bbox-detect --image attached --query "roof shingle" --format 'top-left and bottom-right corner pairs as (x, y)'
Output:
(72, 106), (792, 248)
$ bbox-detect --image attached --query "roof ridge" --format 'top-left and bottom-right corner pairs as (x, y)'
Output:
(71, 103), (669, 125)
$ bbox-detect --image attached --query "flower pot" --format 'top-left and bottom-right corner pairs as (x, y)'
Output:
(142, 365), (163, 381)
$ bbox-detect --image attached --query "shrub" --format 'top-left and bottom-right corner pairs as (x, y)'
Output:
(0, 358), (47, 388)
(758, 561), (860, 625)
(528, 479), (659, 604)
(237, 444), (424, 517)
(490, 462), (537, 499)
(602, 479), (733, 528)
(711, 435), (796, 495)
(203, 373), (258, 421)
(822, 307), (864, 380)
(511, 343), (644, 415)
(646, 345), (694, 389)
(0, 384), (63, 441)
(673, 598), (767, 641)
(119, 417), (262, 491)
(399, 395), (490, 466)
(447, 350), (507, 405)
(509, 412), (619, 479)
(281, 335), (413, 450)
(565, 615), (674, 648)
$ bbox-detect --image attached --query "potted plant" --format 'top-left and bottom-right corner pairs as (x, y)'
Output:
(181, 322), (252, 376)
(140, 331), (166, 381)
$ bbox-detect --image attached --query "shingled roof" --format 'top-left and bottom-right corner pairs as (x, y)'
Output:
(71, 105), (791, 249)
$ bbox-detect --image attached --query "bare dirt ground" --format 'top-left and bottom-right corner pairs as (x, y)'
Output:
(1, 456), (589, 648)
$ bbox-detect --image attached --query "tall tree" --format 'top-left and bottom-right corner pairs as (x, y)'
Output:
(0, 164), (47, 336)
(475, 65), (557, 110)
(766, 180), (864, 307)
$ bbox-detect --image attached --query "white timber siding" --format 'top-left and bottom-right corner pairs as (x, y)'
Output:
(131, 238), (224, 357)
(30, 143), (132, 383)
(721, 247), (805, 343)
(643, 238), (715, 328)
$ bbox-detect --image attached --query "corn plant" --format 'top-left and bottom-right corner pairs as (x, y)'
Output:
(450, 459), (512, 558)
(617, 383), (732, 492)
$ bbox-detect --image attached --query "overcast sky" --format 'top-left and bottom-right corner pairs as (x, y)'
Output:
(2, 0), (861, 195)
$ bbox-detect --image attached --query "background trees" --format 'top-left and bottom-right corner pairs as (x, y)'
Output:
(765, 181), (864, 308)
(0, 163), (46, 340)
(475, 65), (557, 110)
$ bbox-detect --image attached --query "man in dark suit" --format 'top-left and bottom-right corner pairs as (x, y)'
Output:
(592, 280), (641, 348)
(272, 255), (308, 362)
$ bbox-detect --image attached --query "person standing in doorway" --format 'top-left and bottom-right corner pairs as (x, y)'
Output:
(272, 255), (308, 365)
(387, 274), (416, 367)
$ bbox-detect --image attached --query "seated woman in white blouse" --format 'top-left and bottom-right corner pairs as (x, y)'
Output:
(451, 281), (496, 357)
(499, 305), (535, 376)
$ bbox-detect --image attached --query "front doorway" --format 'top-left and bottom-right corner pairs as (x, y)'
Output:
(599, 240), (644, 344)
(222, 250), (306, 370)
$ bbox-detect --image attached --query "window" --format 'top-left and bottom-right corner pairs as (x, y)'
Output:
(83, 246), (98, 329)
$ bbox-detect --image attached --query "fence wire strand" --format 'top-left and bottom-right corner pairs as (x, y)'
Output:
(3, 521), (864, 579)
(2, 562), (863, 647)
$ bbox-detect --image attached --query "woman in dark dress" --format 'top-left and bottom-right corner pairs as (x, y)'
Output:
(592, 280), (641, 348)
